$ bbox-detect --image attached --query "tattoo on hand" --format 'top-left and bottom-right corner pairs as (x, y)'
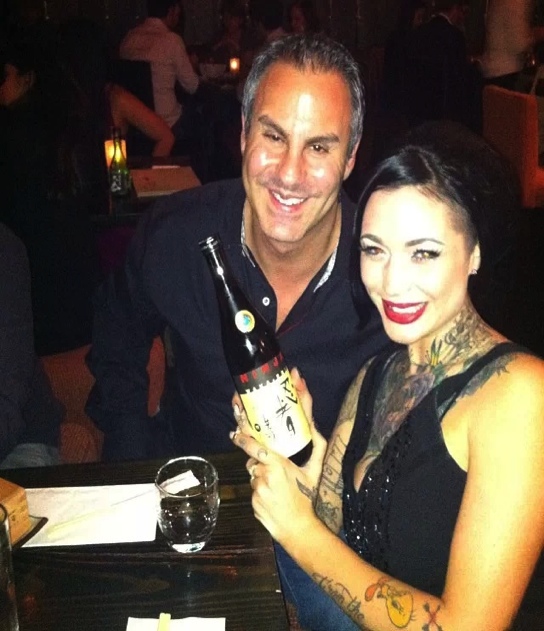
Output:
(365, 577), (414, 628)
(312, 573), (365, 625)
(296, 478), (317, 502)
(315, 500), (341, 528)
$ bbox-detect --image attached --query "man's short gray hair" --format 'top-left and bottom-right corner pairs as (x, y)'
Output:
(242, 34), (365, 157)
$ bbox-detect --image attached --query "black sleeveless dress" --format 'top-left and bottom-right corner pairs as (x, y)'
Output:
(342, 343), (524, 597)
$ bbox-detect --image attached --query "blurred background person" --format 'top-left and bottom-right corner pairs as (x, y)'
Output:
(480, 0), (534, 90)
(0, 31), (100, 355)
(210, 0), (247, 65)
(288, 0), (322, 35)
(383, 0), (427, 114)
(405, 0), (482, 131)
(119, 0), (203, 171)
(58, 18), (174, 158)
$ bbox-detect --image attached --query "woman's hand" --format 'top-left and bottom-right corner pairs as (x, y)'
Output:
(230, 368), (327, 546)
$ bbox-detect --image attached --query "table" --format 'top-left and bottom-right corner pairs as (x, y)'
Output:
(92, 155), (197, 228)
(3, 452), (289, 631)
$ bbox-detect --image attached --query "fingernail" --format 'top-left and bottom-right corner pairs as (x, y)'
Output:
(293, 367), (304, 380)
(233, 403), (240, 418)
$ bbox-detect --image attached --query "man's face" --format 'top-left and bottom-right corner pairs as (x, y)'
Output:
(241, 62), (358, 251)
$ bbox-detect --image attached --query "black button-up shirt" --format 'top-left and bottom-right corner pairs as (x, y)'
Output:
(86, 179), (390, 460)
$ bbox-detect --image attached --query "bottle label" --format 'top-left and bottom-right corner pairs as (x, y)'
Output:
(234, 353), (311, 458)
(234, 310), (255, 333)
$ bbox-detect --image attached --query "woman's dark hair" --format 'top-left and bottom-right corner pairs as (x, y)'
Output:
(0, 29), (92, 200)
(56, 18), (112, 127)
(351, 121), (520, 326)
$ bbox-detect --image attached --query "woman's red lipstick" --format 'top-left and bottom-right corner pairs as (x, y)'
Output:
(382, 300), (426, 324)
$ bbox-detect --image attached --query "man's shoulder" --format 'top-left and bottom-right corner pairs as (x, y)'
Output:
(144, 178), (245, 240)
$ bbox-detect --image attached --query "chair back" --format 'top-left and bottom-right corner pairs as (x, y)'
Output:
(41, 344), (102, 463)
(482, 85), (542, 208)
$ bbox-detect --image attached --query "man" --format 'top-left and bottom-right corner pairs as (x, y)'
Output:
(405, 0), (480, 130)
(86, 34), (389, 462)
(119, 0), (199, 140)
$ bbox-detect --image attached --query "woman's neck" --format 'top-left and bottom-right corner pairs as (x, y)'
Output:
(405, 302), (499, 378)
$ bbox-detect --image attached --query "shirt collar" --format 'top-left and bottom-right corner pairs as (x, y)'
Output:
(240, 202), (341, 291)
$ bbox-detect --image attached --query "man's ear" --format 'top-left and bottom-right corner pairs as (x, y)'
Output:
(343, 139), (360, 181)
(240, 115), (247, 154)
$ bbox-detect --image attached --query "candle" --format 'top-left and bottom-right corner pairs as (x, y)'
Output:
(104, 138), (127, 167)
(229, 57), (240, 74)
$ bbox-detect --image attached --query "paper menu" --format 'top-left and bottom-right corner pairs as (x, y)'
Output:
(131, 167), (200, 197)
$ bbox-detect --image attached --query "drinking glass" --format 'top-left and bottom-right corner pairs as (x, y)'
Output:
(155, 456), (220, 553)
(0, 504), (19, 631)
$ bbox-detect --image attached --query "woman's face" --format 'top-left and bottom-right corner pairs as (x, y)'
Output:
(0, 63), (33, 107)
(359, 186), (480, 349)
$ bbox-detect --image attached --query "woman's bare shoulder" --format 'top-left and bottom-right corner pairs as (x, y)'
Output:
(467, 346), (544, 436)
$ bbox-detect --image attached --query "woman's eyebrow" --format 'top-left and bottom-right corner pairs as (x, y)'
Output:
(360, 235), (445, 247)
(406, 238), (445, 247)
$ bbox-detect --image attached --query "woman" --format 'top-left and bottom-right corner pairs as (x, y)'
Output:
(232, 121), (544, 630)
(57, 18), (174, 158)
(0, 33), (101, 355)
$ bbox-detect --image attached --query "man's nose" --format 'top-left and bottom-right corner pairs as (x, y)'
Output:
(276, 147), (305, 187)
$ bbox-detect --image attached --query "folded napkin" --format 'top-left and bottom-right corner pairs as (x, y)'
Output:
(126, 617), (225, 630)
(23, 484), (157, 546)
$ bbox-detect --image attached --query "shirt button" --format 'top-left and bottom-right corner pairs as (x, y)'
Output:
(262, 297), (270, 306)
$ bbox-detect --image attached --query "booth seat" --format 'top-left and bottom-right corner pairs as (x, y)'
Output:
(482, 84), (544, 209)
(41, 337), (165, 463)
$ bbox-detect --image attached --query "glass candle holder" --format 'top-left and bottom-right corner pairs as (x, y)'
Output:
(104, 138), (127, 167)
(229, 57), (240, 74)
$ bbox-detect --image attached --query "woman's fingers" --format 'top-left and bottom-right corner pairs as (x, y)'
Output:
(232, 393), (251, 432)
(231, 428), (274, 464)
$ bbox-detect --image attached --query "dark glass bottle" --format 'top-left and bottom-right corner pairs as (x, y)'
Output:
(200, 235), (312, 466)
(108, 127), (130, 197)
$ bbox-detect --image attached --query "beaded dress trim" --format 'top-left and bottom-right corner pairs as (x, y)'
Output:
(342, 342), (525, 574)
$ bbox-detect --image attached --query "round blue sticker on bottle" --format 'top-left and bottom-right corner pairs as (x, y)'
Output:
(235, 310), (255, 333)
